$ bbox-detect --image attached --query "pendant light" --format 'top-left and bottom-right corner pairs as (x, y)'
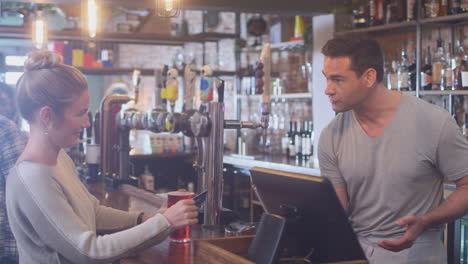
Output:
(156, 0), (181, 17)
(87, 0), (98, 38)
(32, 9), (47, 49)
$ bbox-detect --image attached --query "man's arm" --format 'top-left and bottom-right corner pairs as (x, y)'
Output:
(334, 186), (349, 213)
(378, 175), (468, 252)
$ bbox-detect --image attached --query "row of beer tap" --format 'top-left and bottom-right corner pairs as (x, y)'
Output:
(97, 43), (272, 226)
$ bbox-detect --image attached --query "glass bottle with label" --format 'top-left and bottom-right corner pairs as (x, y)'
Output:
(398, 48), (410, 91)
(407, 0), (417, 20)
(288, 121), (296, 158)
(439, 0), (449, 16)
(449, 0), (462, 14)
(408, 50), (417, 91)
(294, 121), (302, 159)
(421, 47), (433, 90)
(425, 0), (440, 18)
(444, 43), (454, 90)
(454, 40), (468, 90)
(432, 39), (446, 90)
(389, 59), (399, 90)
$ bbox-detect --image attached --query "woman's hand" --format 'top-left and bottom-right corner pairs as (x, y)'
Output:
(162, 199), (198, 230)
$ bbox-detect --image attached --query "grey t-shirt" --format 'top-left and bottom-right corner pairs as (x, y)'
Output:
(318, 94), (468, 238)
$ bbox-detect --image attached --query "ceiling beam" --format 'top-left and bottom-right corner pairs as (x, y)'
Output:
(8, 0), (334, 15)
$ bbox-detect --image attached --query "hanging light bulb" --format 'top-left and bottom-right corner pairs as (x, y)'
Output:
(87, 0), (98, 38)
(32, 10), (47, 49)
(156, 0), (181, 17)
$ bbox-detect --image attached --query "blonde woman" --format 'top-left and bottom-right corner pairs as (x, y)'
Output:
(6, 51), (198, 264)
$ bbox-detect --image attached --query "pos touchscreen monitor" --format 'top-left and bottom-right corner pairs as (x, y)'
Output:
(249, 167), (366, 263)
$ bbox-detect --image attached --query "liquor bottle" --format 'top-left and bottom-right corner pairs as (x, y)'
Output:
(461, 0), (468, 12)
(463, 113), (468, 139)
(449, 0), (462, 14)
(369, 0), (377, 26)
(398, 48), (410, 91)
(308, 121), (314, 156)
(443, 43), (454, 90)
(453, 40), (468, 90)
(439, 0), (449, 16)
(281, 121), (292, 157)
(301, 121), (308, 159)
(371, 0), (385, 26)
(407, 0), (417, 20)
(421, 46), (433, 90)
(432, 39), (446, 90)
(389, 59), (399, 90)
(408, 50), (417, 91)
(288, 121), (296, 158)
(425, 0), (440, 18)
(294, 121), (302, 159)
(396, 0), (407, 22)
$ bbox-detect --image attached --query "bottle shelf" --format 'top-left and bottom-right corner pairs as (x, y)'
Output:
(0, 27), (239, 46)
(420, 12), (468, 25)
(419, 90), (468, 95)
(4, 65), (236, 77)
(336, 13), (468, 35)
(237, 92), (312, 100)
(335, 21), (418, 35)
(241, 39), (304, 53)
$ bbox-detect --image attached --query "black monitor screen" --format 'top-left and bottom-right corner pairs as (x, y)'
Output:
(250, 167), (366, 263)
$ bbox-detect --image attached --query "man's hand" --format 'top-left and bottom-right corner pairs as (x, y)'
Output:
(377, 215), (428, 252)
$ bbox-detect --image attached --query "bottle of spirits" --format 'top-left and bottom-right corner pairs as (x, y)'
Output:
(449, 0), (462, 14)
(294, 121), (302, 159)
(301, 121), (309, 160)
(369, 0), (377, 26)
(390, 59), (399, 90)
(408, 50), (417, 91)
(439, 0), (449, 16)
(443, 43), (454, 90)
(308, 121), (314, 157)
(421, 46), (433, 90)
(287, 121), (295, 158)
(398, 48), (410, 91)
(425, 0), (441, 18)
(453, 40), (468, 90)
(432, 39), (446, 90)
(407, 0), (417, 20)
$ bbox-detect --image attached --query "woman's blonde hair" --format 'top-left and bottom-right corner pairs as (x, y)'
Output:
(16, 50), (88, 123)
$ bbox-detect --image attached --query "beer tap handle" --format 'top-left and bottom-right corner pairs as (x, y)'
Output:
(217, 79), (225, 103)
(184, 65), (196, 111)
(132, 69), (141, 105)
(260, 43), (271, 105)
(200, 65), (214, 103)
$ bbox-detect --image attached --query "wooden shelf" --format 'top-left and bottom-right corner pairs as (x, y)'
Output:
(419, 90), (468, 95)
(5, 65), (236, 76)
(241, 39), (304, 53)
(336, 13), (468, 35)
(0, 26), (238, 46)
(130, 152), (196, 160)
(237, 92), (311, 100)
(335, 21), (417, 35)
(420, 12), (468, 25)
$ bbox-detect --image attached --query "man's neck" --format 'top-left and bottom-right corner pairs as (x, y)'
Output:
(353, 84), (401, 127)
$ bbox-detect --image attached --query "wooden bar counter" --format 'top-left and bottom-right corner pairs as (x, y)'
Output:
(86, 182), (367, 264)
(86, 182), (252, 264)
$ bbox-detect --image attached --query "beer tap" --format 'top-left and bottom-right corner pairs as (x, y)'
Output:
(99, 42), (271, 225)
(259, 43), (271, 151)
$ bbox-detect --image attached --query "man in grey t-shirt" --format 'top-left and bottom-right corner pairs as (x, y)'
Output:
(318, 34), (468, 263)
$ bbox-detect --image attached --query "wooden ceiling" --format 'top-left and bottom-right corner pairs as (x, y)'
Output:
(10, 0), (335, 15)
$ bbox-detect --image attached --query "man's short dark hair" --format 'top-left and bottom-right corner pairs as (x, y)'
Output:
(321, 34), (384, 83)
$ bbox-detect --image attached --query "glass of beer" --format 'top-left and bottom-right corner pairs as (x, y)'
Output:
(167, 191), (194, 242)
